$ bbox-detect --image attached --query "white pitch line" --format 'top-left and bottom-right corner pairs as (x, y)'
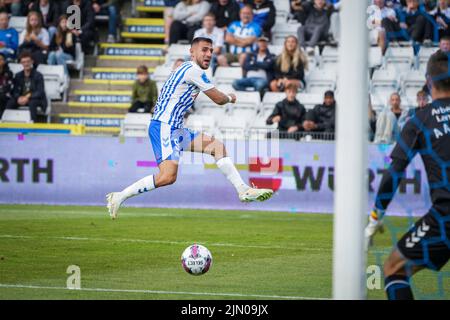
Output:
(0, 283), (329, 300)
(0, 234), (329, 251)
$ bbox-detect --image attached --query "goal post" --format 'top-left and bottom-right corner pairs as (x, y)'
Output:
(332, 0), (370, 300)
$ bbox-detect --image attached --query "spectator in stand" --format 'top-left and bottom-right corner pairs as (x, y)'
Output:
(0, 12), (18, 60)
(297, 0), (334, 54)
(368, 0), (397, 54)
(91, 0), (119, 43)
(394, 0), (434, 43)
(431, 0), (450, 39)
(193, 13), (224, 71)
(209, 0), (240, 30)
(266, 83), (306, 138)
(439, 34), (450, 51)
(163, 0), (181, 44)
(0, 53), (13, 119)
(129, 65), (158, 114)
(373, 92), (408, 144)
(270, 35), (308, 92)
(250, 0), (275, 39)
(47, 15), (76, 76)
(18, 11), (50, 66)
(172, 58), (185, 70)
(403, 89), (429, 123)
(291, 0), (308, 25)
(368, 95), (377, 142)
(0, 0), (22, 16)
(169, 0), (211, 44)
(29, 0), (60, 41)
(303, 90), (336, 134)
(5, 52), (47, 122)
(232, 36), (274, 97)
(217, 4), (261, 67)
(65, 0), (95, 53)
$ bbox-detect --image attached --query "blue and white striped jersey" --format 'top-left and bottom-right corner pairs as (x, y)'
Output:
(152, 61), (214, 128)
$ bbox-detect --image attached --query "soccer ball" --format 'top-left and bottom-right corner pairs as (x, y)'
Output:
(181, 244), (212, 275)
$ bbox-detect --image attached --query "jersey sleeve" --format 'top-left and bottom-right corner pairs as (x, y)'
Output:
(185, 67), (215, 92)
(390, 118), (420, 162)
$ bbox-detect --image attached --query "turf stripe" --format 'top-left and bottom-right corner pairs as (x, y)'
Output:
(0, 283), (329, 300)
(0, 234), (329, 251)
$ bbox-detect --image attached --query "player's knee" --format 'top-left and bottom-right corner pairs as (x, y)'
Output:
(157, 172), (177, 186)
(383, 256), (402, 277)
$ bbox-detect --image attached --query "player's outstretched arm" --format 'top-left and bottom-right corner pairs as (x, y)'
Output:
(204, 88), (236, 106)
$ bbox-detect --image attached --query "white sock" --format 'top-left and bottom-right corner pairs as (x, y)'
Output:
(119, 174), (156, 202)
(216, 157), (249, 194)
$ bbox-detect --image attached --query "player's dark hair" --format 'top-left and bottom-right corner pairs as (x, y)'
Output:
(440, 35), (450, 42)
(191, 37), (213, 47)
(426, 50), (450, 92)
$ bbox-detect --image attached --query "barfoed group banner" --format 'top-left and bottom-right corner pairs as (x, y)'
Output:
(0, 134), (430, 216)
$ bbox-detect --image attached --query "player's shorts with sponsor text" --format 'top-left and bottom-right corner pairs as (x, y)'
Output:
(397, 204), (450, 271)
(149, 120), (199, 164)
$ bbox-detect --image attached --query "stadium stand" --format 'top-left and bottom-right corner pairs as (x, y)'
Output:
(0, 0), (444, 141)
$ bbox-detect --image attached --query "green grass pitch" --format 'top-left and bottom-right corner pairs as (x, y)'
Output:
(0, 204), (448, 300)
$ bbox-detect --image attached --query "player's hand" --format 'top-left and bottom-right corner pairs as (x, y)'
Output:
(364, 209), (385, 250)
(228, 93), (236, 104)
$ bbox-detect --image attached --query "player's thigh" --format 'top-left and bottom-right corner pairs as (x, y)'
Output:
(383, 248), (424, 277)
(391, 207), (450, 274)
(187, 133), (226, 157)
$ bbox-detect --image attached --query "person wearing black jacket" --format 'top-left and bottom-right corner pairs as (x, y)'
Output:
(297, 0), (334, 53)
(250, 0), (275, 39)
(303, 90), (336, 133)
(232, 36), (274, 97)
(209, 0), (240, 29)
(5, 52), (47, 122)
(30, 0), (60, 40)
(64, 0), (95, 52)
(0, 52), (13, 119)
(266, 83), (306, 139)
(47, 15), (76, 75)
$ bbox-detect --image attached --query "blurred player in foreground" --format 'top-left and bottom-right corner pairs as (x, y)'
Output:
(106, 37), (273, 219)
(365, 51), (450, 300)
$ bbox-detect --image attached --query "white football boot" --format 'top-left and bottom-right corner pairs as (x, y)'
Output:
(239, 187), (274, 203)
(106, 192), (124, 220)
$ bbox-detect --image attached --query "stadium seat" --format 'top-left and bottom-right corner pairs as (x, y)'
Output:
(233, 91), (261, 110)
(8, 63), (23, 75)
(400, 95), (416, 109)
(370, 93), (388, 112)
(272, 22), (301, 46)
(305, 69), (337, 94)
(37, 64), (69, 101)
(261, 92), (285, 111)
(368, 46), (383, 69)
(273, 0), (290, 21)
(152, 65), (173, 83)
(320, 46), (338, 71)
(121, 113), (152, 137)
(217, 114), (248, 140)
(370, 68), (400, 99)
(401, 70), (425, 97)
(166, 44), (190, 65)
(195, 92), (228, 121)
(213, 67), (242, 86)
(296, 93), (323, 110)
(0, 109), (33, 123)
(384, 46), (415, 73)
(417, 46), (439, 72)
(185, 114), (216, 136)
(66, 42), (85, 79)
(9, 16), (27, 33)
(268, 44), (283, 56)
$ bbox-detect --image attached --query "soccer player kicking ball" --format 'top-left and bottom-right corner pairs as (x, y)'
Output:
(365, 51), (450, 300)
(106, 37), (273, 219)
